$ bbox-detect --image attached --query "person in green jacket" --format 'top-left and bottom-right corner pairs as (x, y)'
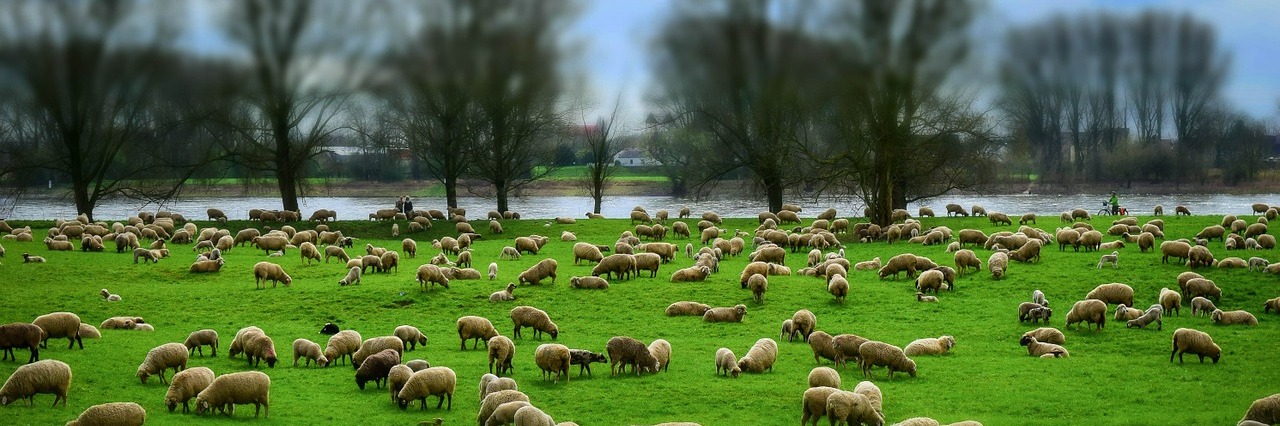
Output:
(1109, 191), (1119, 215)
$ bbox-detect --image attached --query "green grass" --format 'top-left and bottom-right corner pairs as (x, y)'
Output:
(539, 165), (670, 182)
(1, 213), (1278, 425)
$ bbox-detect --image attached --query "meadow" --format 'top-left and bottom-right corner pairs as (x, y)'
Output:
(1, 209), (1278, 425)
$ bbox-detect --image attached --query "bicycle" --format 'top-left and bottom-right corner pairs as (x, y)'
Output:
(1096, 201), (1113, 217)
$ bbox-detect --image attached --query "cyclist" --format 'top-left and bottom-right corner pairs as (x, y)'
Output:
(1108, 191), (1119, 215)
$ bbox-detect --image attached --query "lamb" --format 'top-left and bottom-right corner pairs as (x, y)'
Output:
(292, 338), (328, 367)
(568, 349), (608, 377)
(1240, 393), (1280, 425)
(339, 266), (361, 286)
(1211, 309), (1259, 326)
(746, 273), (768, 303)
(65, 402), (146, 426)
(1114, 304), (1143, 321)
(1192, 297), (1219, 317)
(569, 276), (609, 290)
(1125, 305), (1163, 330)
(252, 262), (292, 288)
(0, 323), (44, 363)
(195, 371), (271, 417)
(1171, 328), (1220, 364)
(164, 367), (214, 413)
(535, 343), (572, 383)
(607, 336), (659, 376)
(1018, 303), (1051, 323)
(458, 316), (500, 350)
(665, 301), (711, 316)
(808, 366), (840, 388)
(1086, 283), (1135, 307)
(324, 330), (362, 366)
(0, 359), (71, 406)
(1019, 336), (1069, 358)
(391, 325), (429, 351)
(703, 304), (747, 323)
(1065, 299), (1107, 331)
(356, 348), (401, 390)
(1096, 250), (1119, 268)
(857, 341), (916, 379)
(517, 259), (558, 285)
(988, 252), (1008, 279)
(916, 292), (938, 302)
(826, 390), (883, 426)
(715, 348), (741, 378)
(737, 338), (778, 374)
(184, 329), (219, 357)
(32, 312), (82, 350)
(489, 283), (517, 302)
(508, 306), (559, 340)
(487, 336), (515, 376)
(1022, 327), (1065, 345)
(351, 336), (404, 369)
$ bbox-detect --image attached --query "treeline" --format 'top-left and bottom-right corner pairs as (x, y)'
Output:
(0, 0), (1267, 224)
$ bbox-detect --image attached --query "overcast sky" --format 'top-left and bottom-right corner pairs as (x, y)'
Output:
(570, 0), (1280, 130)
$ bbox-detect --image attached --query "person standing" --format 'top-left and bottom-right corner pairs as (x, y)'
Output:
(403, 196), (414, 216)
(1109, 191), (1119, 215)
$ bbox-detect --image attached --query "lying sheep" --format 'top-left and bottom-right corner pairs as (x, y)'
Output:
(858, 341), (916, 379)
(183, 329), (219, 357)
(65, 402), (146, 426)
(1171, 328), (1219, 364)
(1022, 327), (1065, 345)
(903, 336), (955, 356)
(1114, 304), (1143, 321)
(665, 301), (711, 317)
(165, 367), (214, 413)
(1240, 394), (1280, 426)
(0, 359), (71, 406)
(489, 283), (517, 302)
(568, 276), (608, 290)
(1211, 309), (1258, 326)
(194, 371), (271, 417)
(1125, 305), (1163, 330)
(703, 305), (747, 323)
(1019, 336), (1069, 358)
(607, 336), (659, 376)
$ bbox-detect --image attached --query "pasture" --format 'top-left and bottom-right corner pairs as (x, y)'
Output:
(1, 210), (1278, 425)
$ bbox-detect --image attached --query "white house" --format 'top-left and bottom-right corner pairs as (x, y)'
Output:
(612, 148), (661, 167)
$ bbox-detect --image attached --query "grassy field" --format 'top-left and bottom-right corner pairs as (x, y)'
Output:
(0, 211), (1277, 425)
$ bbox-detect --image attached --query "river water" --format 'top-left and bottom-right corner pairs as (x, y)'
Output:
(1, 192), (1277, 221)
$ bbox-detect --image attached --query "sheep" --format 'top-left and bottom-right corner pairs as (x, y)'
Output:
(569, 349), (608, 377)
(1114, 304), (1142, 321)
(188, 258), (224, 273)
(801, 386), (840, 426)
(65, 402), (146, 426)
(0, 323), (44, 363)
(745, 273), (769, 303)
(184, 329), (219, 357)
(916, 292), (938, 302)
(828, 275), (849, 303)
(857, 340), (916, 379)
(252, 235), (289, 255)
(807, 331), (840, 365)
(988, 212), (1012, 226)
(1184, 278), (1222, 301)
(227, 326), (264, 359)
(517, 258), (558, 285)
(826, 390), (883, 426)
(195, 371), (270, 417)
(607, 336), (659, 376)
(703, 304), (747, 323)
(631, 252), (662, 278)
(386, 364), (414, 405)
(339, 266), (362, 286)
(534, 343), (572, 383)
(1240, 394), (1280, 425)
(243, 333), (278, 368)
(1191, 297), (1219, 317)
(988, 252), (1008, 280)
(1188, 244), (1216, 268)
(1018, 303), (1051, 323)
(1161, 240), (1193, 265)
(878, 253), (918, 279)
(670, 264), (712, 282)
(510, 306), (558, 340)
(487, 401), (536, 426)
(32, 312), (82, 350)
(356, 348), (401, 390)
(808, 366), (840, 388)
(393, 325), (429, 351)
(915, 269), (945, 294)
(1022, 327), (1065, 345)
(1019, 336), (1068, 358)
(1066, 299), (1107, 331)
(292, 338), (328, 367)
(252, 262), (292, 289)
(487, 336), (515, 376)
(665, 301), (711, 317)
(0, 359), (71, 406)
(1266, 297), (1280, 314)
(415, 264), (451, 291)
(737, 338), (778, 374)
(569, 276), (609, 290)
(458, 316), (500, 350)
(352, 336), (404, 369)
(489, 283), (517, 302)
(324, 330), (362, 366)
(1171, 328), (1220, 364)
(594, 254), (636, 280)
(951, 250), (981, 274)
(478, 390), (530, 426)
(715, 348), (741, 378)
(854, 257), (882, 271)
(1086, 283), (1134, 307)
(377, 251), (400, 273)
(164, 367), (214, 413)
(1125, 305), (1164, 330)
(1211, 309), (1259, 326)
(76, 324), (100, 339)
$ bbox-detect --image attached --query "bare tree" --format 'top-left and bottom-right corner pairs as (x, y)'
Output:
(581, 97), (623, 214)
(0, 0), (209, 221)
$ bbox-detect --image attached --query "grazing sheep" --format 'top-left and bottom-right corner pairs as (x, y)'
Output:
(1031, 289), (1049, 307)
(510, 306), (558, 340)
(242, 333), (278, 368)
(715, 348), (741, 378)
(828, 275), (849, 303)
(825, 390), (883, 426)
(252, 262), (292, 288)
(1066, 299), (1107, 332)
(387, 364), (414, 405)
(1171, 328), (1220, 364)
(489, 283), (518, 302)
(0, 323), (44, 363)
(607, 336), (659, 376)
(1240, 394), (1280, 425)
(746, 273), (768, 303)
(1211, 309), (1258, 326)
(915, 269), (945, 294)
(1161, 241), (1193, 265)
(292, 338), (328, 367)
(32, 312), (82, 350)
(395, 367), (456, 411)
(0, 359), (71, 406)
(988, 252), (1008, 280)
(1022, 328), (1065, 345)
(807, 331), (839, 365)
(1096, 250), (1119, 268)
(535, 343), (573, 383)
(953, 250), (980, 274)
(65, 402), (146, 426)
(703, 305), (748, 323)
(878, 253), (918, 279)
(193, 370), (271, 417)
(1019, 336), (1068, 358)
(227, 326), (264, 359)
(324, 330), (362, 366)
(164, 367), (214, 413)
(857, 341), (916, 379)
(1018, 303), (1051, 323)
(808, 366), (840, 388)
(339, 266), (361, 286)
(801, 386), (840, 426)
(351, 336), (404, 370)
(1265, 297), (1280, 314)
(1125, 305), (1164, 330)
(478, 390), (530, 425)
(737, 338), (778, 374)
(416, 264), (450, 291)
(1191, 297), (1219, 317)
(356, 348), (401, 390)
(487, 336), (515, 376)
(1184, 278), (1222, 301)
(1086, 283), (1135, 307)
(665, 301), (711, 317)
(517, 259), (558, 285)
(184, 329), (219, 357)
(458, 316), (499, 350)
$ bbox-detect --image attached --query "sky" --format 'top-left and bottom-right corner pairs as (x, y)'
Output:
(569, 0), (1280, 130)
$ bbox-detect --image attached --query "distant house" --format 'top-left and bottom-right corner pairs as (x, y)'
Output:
(613, 148), (660, 167)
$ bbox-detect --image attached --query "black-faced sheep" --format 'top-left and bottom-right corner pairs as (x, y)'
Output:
(1171, 328), (1219, 364)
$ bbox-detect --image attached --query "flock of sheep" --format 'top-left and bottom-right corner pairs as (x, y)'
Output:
(2, 201), (1280, 425)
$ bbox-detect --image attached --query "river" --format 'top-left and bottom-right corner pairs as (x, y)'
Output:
(1, 192), (1277, 221)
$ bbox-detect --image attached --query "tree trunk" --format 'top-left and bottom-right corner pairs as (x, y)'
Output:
(72, 174), (95, 223)
(445, 176), (458, 209)
(494, 179), (508, 214)
(764, 175), (783, 214)
(593, 195), (603, 215)
(670, 177), (687, 198)
(277, 166), (299, 212)
(273, 108), (300, 212)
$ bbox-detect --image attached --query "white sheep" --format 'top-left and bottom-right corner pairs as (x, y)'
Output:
(715, 347), (741, 378)
(1096, 250), (1119, 268)
(252, 262), (292, 288)
(137, 342), (189, 384)
(903, 336), (956, 356)
(292, 338), (328, 367)
(65, 402), (146, 426)
(195, 371), (271, 417)
(164, 366), (214, 413)
(0, 359), (71, 406)
(396, 367), (456, 410)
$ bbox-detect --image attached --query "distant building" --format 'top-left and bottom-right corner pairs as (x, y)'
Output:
(612, 148), (660, 167)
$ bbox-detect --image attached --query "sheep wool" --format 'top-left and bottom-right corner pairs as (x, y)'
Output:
(32, 312), (83, 350)
(394, 325), (429, 351)
(0, 359), (71, 406)
(487, 336), (515, 376)
(164, 367), (214, 413)
(487, 401), (533, 426)
(252, 262), (292, 288)
(1066, 299), (1107, 332)
(352, 336), (404, 369)
(324, 330), (362, 366)
(1211, 309), (1259, 326)
(715, 348), (740, 378)
(356, 348), (401, 390)
(137, 342), (189, 384)
(0, 323), (44, 363)
(65, 402), (145, 426)
(607, 336), (659, 376)
(1240, 393), (1280, 425)
(648, 339), (672, 372)
(478, 390), (530, 425)
(857, 341), (917, 379)
(292, 338), (328, 367)
(457, 316), (499, 350)
(808, 366), (840, 389)
(807, 331), (839, 365)
(904, 336), (956, 356)
(510, 306), (559, 340)
(703, 305), (748, 323)
(737, 338), (779, 374)
(826, 390), (883, 426)
(801, 386), (840, 426)
(195, 371), (270, 418)
(396, 367), (456, 410)
(535, 343), (572, 383)
(388, 364), (413, 405)
(1171, 328), (1220, 364)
